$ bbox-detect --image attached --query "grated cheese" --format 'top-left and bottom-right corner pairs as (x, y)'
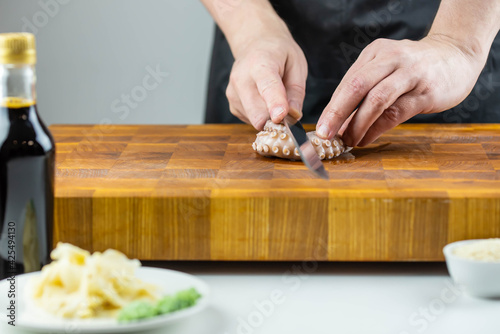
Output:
(453, 238), (500, 262)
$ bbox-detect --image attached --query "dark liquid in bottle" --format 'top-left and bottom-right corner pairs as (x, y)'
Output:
(0, 103), (55, 280)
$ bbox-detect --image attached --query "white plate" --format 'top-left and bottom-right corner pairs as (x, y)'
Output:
(0, 267), (210, 333)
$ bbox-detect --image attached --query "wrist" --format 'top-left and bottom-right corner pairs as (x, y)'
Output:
(427, 0), (500, 66)
(425, 32), (489, 64)
(216, 2), (291, 59)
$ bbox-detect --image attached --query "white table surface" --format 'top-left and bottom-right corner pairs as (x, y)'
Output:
(2, 262), (499, 334)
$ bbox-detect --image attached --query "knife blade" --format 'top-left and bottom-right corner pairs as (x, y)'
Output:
(283, 115), (329, 180)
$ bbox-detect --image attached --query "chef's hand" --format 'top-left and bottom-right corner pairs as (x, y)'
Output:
(200, 0), (307, 130)
(226, 28), (307, 130)
(316, 35), (485, 147)
(316, 0), (500, 147)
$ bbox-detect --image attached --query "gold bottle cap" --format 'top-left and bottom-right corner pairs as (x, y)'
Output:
(0, 33), (36, 65)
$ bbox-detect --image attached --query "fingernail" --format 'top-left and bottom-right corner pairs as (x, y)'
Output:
(317, 124), (330, 138)
(271, 106), (285, 119)
(289, 101), (302, 119)
(289, 101), (301, 113)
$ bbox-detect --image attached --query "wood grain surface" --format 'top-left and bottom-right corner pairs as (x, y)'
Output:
(51, 124), (500, 261)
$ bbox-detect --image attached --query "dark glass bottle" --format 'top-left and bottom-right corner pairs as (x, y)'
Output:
(0, 33), (54, 280)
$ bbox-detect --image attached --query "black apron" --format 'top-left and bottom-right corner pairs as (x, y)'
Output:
(205, 0), (500, 124)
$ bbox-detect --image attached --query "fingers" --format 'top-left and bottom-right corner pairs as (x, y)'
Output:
(226, 84), (251, 125)
(321, 43), (379, 128)
(284, 80), (305, 120)
(283, 54), (307, 121)
(338, 110), (357, 137)
(252, 66), (289, 123)
(316, 55), (397, 139)
(357, 93), (424, 146)
(228, 63), (304, 129)
(229, 105), (250, 124)
(339, 41), (378, 82)
(234, 79), (270, 130)
(341, 69), (418, 147)
(229, 62), (306, 127)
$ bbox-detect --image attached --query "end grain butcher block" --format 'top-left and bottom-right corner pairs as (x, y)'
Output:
(52, 124), (500, 261)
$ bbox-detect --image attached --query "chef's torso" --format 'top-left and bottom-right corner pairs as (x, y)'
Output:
(205, 0), (500, 124)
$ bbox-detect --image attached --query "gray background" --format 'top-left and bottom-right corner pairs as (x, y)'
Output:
(0, 0), (214, 125)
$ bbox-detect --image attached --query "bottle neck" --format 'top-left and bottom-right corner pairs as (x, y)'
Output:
(0, 64), (36, 107)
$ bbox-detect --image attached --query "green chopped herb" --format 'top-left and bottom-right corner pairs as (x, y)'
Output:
(157, 288), (201, 315)
(117, 288), (202, 323)
(117, 301), (157, 322)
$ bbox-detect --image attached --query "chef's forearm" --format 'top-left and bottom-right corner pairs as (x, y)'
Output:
(428, 0), (500, 61)
(200, 0), (289, 58)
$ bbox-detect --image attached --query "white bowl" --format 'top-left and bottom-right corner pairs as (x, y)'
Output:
(443, 239), (500, 298)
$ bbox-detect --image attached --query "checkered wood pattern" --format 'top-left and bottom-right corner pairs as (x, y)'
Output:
(51, 124), (500, 261)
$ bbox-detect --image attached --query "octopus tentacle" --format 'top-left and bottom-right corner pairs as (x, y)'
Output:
(252, 120), (351, 160)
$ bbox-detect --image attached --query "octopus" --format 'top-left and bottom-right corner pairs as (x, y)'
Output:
(252, 120), (351, 160)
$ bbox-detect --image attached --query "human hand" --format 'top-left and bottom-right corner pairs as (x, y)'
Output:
(316, 35), (487, 147)
(226, 22), (307, 130)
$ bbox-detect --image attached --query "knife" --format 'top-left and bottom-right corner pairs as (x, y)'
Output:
(283, 115), (329, 180)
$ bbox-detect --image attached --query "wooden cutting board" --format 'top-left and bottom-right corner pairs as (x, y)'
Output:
(51, 124), (500, 261)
